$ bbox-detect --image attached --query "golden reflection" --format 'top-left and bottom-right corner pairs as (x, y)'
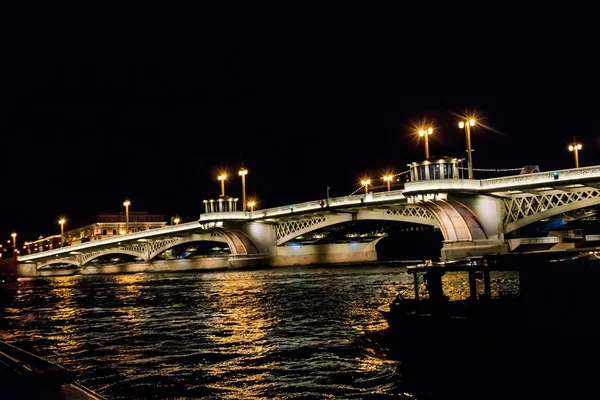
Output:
(114, 273), (148, 333)
(47, 276), (83, 353)
(204, 272), (279, 352)
(202, 272), (280, 393)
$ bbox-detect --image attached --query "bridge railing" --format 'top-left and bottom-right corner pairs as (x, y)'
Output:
(18, 221), (203, 261)
(481, 165), (600, 190)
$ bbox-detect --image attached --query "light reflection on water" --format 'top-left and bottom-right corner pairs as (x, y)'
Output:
(0, 265), (410, 399)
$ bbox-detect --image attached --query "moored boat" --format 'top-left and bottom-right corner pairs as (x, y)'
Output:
(380, 251), (600, 336)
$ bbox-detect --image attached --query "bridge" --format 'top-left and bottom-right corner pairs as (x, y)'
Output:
(15, 158), (600, 276)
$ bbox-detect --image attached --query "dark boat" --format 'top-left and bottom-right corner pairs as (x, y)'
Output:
(379, 251), (600, 336)
(0, 340), (105, 399)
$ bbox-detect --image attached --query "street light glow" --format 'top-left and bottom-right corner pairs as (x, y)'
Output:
(458, 121), (465, 129)
(218, 174), (227, 181)
(469, 118), (476, 126)
(123, 200), (131, 207)
(361, 179), (371, 186)
(568, 139), (583, 168)
(383, 175), (393, 191)
(238, 169), (248, 176)
(173, 217), (181, 225)
(59, 218), (66, 225)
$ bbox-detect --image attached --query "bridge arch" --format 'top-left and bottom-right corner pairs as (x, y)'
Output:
(503, 189), (600, 233)
(421, 200), (488, 241)
(81, 249), (146, 266)
(276, 206), (440, 245)
(38, 258), (80, 270)
(147, 233), (229, 260)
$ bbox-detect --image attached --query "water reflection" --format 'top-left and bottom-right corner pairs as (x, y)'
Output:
(2, 266), (410, 399)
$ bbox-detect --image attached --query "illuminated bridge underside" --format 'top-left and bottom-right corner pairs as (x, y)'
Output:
(502, 188), (600, 233)
(422, 200), (487, 241)
(275, 206), (438, 245)
(36, 231), (235, 269)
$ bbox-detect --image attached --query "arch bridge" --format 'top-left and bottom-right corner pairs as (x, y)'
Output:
(17, 164), (600, 274)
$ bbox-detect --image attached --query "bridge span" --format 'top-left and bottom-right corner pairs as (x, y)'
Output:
(15, 161), (600, 276)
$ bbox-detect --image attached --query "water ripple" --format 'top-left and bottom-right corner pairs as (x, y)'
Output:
(1, 265), (411, 399)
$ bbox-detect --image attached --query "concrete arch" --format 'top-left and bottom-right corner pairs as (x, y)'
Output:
(81, 249), (145, 265)
(147, 234), (229, 260)
(214, 228), (261, 255)
(38, 259), (80, 270)
(421, 200), (488, 241)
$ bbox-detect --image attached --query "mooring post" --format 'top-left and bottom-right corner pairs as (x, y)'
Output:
(468, 270), (477, 300)
(483, 270), (491, 299)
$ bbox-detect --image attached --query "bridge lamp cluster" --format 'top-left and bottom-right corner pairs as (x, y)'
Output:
(418, 127), (433, 158)
(123, 199), (131, 235)
(361, 179), (371, 194)
(382, 175), (394, 192)
(217, 174), (227, 197)
(568, 140), (583, 168)
(458, 119), (476, 129)
(58, 218), (66, 247)
(458, 118), (477, 180)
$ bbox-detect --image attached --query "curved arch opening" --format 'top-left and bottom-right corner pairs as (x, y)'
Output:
(375, 223), (444, 261)
(154, 240), (230, 260)
(87, 253), (140, 266)
(39, 262), (79, 271)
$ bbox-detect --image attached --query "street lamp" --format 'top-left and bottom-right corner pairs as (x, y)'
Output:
(58, 218), (66, 247)
(123, 199), (131, 234)
(458, 118), (476, 179)
(238, 168), (248, 211)
(173, 217), (181, 225)
(568, 139), (583, 168)
(247, 200), (256, 212)
(361, 179), (371, 194)
(418, 127), (433, 158)
(10, 232), (16, 256)
(218, 173), (227, 197)
(383, 175), (393, 191)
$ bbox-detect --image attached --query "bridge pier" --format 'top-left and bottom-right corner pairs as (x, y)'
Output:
(440, 239), (508, 261)
(270, 240), (381, 267)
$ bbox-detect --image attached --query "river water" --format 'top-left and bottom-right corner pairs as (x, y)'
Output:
(0, 264), (594, 399)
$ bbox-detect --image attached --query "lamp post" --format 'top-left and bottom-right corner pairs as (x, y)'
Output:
(58, 218), (66, 247)
(238, 168), (248, 211)
(247, 200), (256, 212)
(10, 232), (16, 257)
(361, 179), (371, 194)
(173, 217), (181, 225)
(123, 199), (131, 234)
(458, 118), (476, 179)
(568, 138), (583, 168)
(218, 174), (227, 196)
(383, 175), (393, 192)
(418, 127), (433, 158)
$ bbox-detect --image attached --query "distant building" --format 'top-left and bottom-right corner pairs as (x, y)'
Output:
(24, 212), (167, 254)
(23, 235), (62, 254)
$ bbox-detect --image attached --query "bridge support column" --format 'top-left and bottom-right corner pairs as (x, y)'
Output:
(270, 239), (382, 267)
(441, 239), (508, 261)
(17, 263), (39, 277)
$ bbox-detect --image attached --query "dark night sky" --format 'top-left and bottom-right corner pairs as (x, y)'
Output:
(1, 2), (599, 241)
